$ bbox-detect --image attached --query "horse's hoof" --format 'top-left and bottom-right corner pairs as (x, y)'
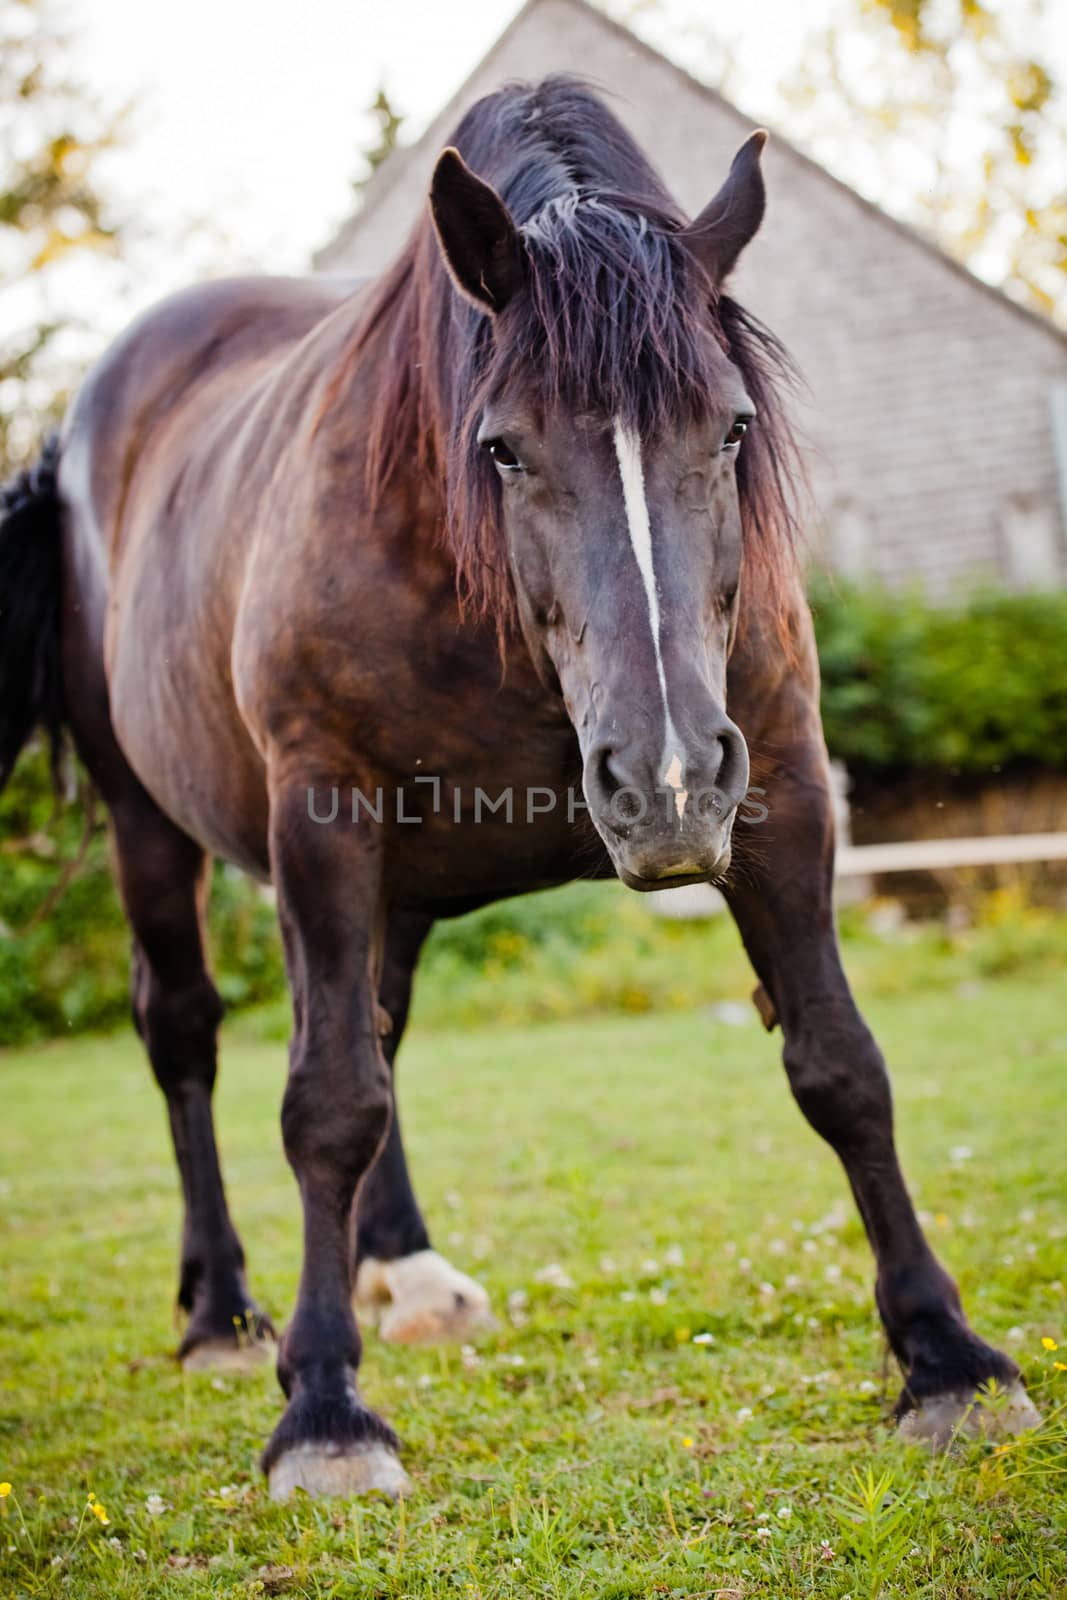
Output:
(898, 1380), (1042, 1449)
(355, 1250), (497, 1345)
(268, 1442), (412, 1501)
(181, 1335), (275, 1374)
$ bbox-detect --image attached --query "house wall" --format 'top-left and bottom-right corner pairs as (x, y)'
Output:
(317, 0), (1067, 591)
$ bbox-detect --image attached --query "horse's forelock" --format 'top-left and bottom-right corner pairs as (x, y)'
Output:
(357, 77), (806, 644)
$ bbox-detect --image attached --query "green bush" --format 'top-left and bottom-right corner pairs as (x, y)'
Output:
(812, 579), (1067, 776)
(0, 746), (284, 1045)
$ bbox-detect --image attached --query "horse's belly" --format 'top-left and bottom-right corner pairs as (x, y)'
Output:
(379, 793), (612, 908)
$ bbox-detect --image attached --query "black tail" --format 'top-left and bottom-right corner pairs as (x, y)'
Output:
(0, 434), (65, 791)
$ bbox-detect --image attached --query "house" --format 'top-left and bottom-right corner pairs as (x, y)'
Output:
(316, 0), (1067, 591)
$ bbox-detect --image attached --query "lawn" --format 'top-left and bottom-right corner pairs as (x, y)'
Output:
(1, 935), (1065, 1597)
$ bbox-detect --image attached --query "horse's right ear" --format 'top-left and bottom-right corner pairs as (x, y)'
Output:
(429, 147), (525, 314)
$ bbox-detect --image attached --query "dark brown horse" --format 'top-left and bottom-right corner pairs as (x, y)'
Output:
(0, 78), (1037, 1497)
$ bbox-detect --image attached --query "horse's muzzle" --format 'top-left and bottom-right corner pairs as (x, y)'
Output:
(583, 719), (749, 889)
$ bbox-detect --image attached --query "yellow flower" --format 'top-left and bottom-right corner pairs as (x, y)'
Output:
(0, 1483), (11, 1498)
(1055, 1362), (1067, 1372)
(1041, 1337), (1059, 1351)
(92, 1503), (110, 1525)
(682, 1436), (694, 1449)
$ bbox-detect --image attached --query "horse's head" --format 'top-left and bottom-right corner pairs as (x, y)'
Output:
(428, 119), (792, 889)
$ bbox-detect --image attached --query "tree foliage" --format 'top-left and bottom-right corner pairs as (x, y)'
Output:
(0, 0), (123, 471)
(813, 579), (1067, 776)
(778, 0), (1066, 322)
(352, 85), (404, 195)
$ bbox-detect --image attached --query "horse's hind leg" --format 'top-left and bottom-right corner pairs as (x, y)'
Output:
(109, 789), (274, 1368)
(353, 908), (495, 1344)
(725, 733), (1038, 1446)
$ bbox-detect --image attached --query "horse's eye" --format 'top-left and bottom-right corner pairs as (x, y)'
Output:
(724, 418), (749, 449)
(484, 439), (521, 470)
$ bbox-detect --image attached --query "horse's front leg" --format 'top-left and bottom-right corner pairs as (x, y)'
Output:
(725, 741), (1040, 1444)
(353, 908), (496, 1345)
(261, 774), (409, 1500)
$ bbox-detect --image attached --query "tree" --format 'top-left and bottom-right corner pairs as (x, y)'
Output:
(352, 86), (404, 196)
(611, 0), (1066, 324)
(775, 0), (1066, 322)
(0, 0), (124, 472)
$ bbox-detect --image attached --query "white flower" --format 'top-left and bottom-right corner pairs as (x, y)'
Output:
(664, 1245), (685, 1268)
(755, 1525), (772, 1539)
(534, 1263), (573, 1289)
(736, 1406), (753, 1423)
(950, 1145), (973, 1163)
(777, 1504), (792, 1521)
(692, 1332), (715, 1346)
(145, 1493), (166, 1517)
(649, 1288), (668, 1306)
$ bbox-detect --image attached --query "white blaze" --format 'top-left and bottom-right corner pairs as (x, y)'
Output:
(612, 418), (685, 812)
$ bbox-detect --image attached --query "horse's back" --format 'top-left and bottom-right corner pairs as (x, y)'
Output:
(61, 274), (359, 551)
(56, 273), (363, 872)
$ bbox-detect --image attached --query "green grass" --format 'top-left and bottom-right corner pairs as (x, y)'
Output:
(2, 949), (1066, 1596)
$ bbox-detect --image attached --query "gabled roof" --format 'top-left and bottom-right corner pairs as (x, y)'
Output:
(315, 0), (1066, 349)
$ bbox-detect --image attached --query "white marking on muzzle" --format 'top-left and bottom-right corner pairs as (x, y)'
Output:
(612, 418), (685, 812)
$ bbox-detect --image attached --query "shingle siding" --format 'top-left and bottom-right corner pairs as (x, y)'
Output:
(316, 0), (1067, 592)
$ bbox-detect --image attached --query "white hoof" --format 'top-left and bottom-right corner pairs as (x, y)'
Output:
(898, 1379), (1042, 1449)
(355, 1250), (497, 1345)
(181, 1336), (275, 1374)
(268, 1441), (411, 1502)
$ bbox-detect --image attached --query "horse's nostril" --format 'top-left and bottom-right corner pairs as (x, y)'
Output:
(694, 786), (723, 821)
(716, 723), (749, 810)
(594, 746), (621, 801)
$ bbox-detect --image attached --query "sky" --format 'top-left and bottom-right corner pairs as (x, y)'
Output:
(7, 0), (1066, 384)
(51, 0), (829, 292)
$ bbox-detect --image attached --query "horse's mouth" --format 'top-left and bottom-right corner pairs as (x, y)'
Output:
(615, 855), (729, 894)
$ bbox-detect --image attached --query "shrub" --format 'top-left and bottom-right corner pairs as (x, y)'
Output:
(811, 579), (1067, 777)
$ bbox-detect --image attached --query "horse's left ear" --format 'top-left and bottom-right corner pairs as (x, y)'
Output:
(429, 147), (525, 314)
(681, 129), (768, 286)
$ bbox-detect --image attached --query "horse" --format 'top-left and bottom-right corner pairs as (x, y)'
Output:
(0, 76), (1037, 1499)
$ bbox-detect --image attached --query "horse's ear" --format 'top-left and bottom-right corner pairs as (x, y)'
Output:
(429, 147), (525, 314)
(681, 129), (768, 286)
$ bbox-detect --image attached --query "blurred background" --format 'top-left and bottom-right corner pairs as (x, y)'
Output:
(2, 0), (1066, 1043)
